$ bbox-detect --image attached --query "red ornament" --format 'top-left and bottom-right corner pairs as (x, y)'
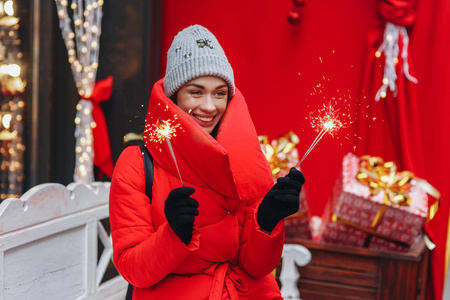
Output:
(293, 0), (306, 7)
(287, 9), (302, 25)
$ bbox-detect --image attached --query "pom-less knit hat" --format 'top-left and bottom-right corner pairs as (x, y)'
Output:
(163, 25), (235, 98)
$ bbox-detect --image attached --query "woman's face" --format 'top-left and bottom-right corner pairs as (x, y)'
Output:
(176, 76), (228, 134)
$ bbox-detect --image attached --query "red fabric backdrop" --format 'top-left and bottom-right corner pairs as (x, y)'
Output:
(159, 0), (450, 298)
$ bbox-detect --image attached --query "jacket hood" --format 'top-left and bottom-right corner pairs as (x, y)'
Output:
(143, 79), (273, 201)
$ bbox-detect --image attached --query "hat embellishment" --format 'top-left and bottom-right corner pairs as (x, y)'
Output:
(196, 38), (213, 49)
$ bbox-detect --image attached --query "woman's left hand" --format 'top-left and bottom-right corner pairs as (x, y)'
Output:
(256, 168), (305, 232)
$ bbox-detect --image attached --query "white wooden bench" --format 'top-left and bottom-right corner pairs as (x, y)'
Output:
(0, 182), (128, 300)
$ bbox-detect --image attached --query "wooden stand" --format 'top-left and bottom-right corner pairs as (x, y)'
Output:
(280, 238), (430, 300)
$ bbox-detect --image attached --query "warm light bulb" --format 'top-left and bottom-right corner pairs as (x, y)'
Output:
(4, 0), (14, 16)
(2, 114), (12, 129)
(380, 91), (387, 98)
(382, 78), (389, 85)
(6, 64), (20, 77)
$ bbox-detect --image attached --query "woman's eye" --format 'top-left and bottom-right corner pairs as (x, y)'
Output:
(191, 91), (201, 95)
(216, 91), (227, 97)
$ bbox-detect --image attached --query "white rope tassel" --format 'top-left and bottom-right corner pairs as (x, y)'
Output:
(375, 23), (418, 101)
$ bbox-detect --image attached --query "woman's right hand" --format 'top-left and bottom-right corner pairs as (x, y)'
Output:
(164, 186), (199, 245)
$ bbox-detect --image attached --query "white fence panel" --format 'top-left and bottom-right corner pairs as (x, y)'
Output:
(0, 182), (127, 300)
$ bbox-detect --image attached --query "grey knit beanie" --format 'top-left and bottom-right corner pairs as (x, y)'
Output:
(163, 25), (235, 98)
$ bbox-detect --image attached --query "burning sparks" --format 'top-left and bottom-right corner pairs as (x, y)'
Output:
(298, 102), (346, 165)
(159, 117), (184, 186)
(309, 102), (344, 137)
(146, 117), (180, 144)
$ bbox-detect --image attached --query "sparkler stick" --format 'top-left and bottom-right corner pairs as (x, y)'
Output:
(297, 103), (344, 166)
(158, 117), (184, 186)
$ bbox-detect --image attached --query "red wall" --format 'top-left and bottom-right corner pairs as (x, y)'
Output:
(160, 0), (378, 216)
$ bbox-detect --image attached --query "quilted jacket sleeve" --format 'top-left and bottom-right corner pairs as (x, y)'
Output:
(109, 146), (200, 288)
(238, 196), (285, 279)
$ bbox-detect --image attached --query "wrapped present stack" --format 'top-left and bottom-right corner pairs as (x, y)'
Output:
(319, 153), (439, 252)
(259, 131), (312, 240)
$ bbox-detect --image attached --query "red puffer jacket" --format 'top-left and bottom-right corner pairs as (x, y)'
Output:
(110, 79), (285, 299)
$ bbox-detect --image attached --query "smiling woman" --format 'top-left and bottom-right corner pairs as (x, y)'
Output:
(175, 76), (228, 135)
(109, 24), (306, 300)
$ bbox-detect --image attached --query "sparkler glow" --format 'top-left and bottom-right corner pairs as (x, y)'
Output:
(146, 117), (180, 144)
(159, 117), (184, 186)
(145, 116), (184, 185)
(298, 103), (345, 165)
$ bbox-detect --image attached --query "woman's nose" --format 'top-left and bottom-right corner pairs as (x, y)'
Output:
(200, 94), (215, 112)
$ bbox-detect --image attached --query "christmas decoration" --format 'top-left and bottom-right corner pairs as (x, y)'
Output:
(287, 0), (306, 25)
(293, 0), (306, 7)
(82, 76), (114, 178)
(0, 0), (26, 201)
(319, 153), (440, 251)
(374, 0), (417, 100)
(287, 9), (301, 25)
(259, 131), (299, 178)
(54, 0), (105, 183)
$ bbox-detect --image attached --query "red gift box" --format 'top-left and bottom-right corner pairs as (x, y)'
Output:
(285, 190), (312, 239)
(259, 132), (312, 240)
(319, 153), (432, 251)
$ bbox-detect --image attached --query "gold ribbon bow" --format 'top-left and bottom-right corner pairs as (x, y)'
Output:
(259, 131), (300, 177)
(356, 155), (413, 207)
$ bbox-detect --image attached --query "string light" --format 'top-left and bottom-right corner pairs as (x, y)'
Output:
(54, 0), (105, 183)
(0, 0), (26, 200)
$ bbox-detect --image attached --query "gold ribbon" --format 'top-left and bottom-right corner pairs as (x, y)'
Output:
(333, 155), (441, 248)
(259, 131), (300, 177)
(356, 155), (413, 207)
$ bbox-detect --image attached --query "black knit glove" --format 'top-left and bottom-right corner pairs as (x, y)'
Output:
(257, 167), (305, 232)
(164, 186), (199, 245)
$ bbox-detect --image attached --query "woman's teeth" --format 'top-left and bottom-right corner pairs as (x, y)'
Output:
(195, 115), (213, 122)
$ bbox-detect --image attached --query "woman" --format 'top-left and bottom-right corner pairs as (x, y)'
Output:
(109, 25), (305, 299)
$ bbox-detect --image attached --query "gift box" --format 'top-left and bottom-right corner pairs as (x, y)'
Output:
(259, 132), (312, 240)
(319, 153), (438, 252)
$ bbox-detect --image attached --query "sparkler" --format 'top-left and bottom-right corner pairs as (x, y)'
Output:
(157, 117), (184, 186)
(297, 103), (344, 166)
(146, 116), (184, 185)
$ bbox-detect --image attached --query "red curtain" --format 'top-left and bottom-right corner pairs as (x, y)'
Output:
(160, 0), (450, 298)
